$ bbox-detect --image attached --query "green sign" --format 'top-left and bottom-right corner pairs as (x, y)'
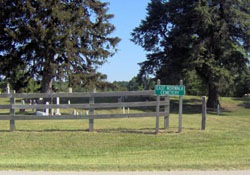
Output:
(155, 85), (185, 96)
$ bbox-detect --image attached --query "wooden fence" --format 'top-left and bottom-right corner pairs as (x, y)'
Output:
(0, 90), (169, 133)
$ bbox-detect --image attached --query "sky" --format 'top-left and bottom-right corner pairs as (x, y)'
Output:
(98, 0), (151, 82)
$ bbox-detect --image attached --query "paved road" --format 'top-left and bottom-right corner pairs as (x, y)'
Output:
(0, 171), (249, 175)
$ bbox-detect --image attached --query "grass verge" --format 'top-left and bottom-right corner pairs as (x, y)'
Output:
(0, 96), (249, 171)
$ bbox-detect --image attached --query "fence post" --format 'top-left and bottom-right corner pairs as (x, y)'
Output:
(201, 96), (207, 130)
(164, 96), (169, 129)
(178, 80), (183, 133)
(155, 79), (160, 134)
(89, 88), (95, 132)
(10, 90), (16, 131)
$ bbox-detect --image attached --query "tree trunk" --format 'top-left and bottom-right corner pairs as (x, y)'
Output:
(41, 64), (54, 93)
(207, 83), (219, 108)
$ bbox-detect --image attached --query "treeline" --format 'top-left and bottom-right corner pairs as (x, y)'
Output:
(1, 72), (249, 97)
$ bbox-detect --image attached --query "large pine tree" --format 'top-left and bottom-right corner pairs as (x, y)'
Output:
(0, 0), (120, 92)
(132, 0), (250, 107)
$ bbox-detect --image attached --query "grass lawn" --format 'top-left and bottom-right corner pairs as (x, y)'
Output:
(0, 96), (249, 171)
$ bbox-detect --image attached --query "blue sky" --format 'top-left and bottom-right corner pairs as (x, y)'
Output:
(99, 0), (151, 82)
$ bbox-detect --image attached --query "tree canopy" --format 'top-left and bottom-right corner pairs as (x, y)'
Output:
(0, 0), (120, 92)
(132, 0), (250, 107)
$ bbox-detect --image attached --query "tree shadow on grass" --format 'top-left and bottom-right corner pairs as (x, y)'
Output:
(170, 98), (202, 114)
(95, 127), (186, 134)
(233, 97), (250, 109)
(0, 129), (89, 132)
(171, 97), (245, 115)
(0, 128), (157, 134)
(0, 127), (203, 134)
(96, 128), (156, 134)
(0, 129), (11, 132)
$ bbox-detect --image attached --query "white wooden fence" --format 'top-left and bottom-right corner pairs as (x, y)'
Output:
(0, 90), (169, 133)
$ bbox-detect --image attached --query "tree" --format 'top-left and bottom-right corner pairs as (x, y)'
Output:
(113, 81), (129, 91)
(234, 67), (250, 97)
(184, 70), (208, 96)
(128, 75), (155, 91)
(128, 77), (143, 91)
(132, 0), (250, 108)
(1, 0), (120, 93)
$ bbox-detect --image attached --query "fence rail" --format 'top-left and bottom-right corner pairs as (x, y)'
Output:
(0, 90), (169, 133)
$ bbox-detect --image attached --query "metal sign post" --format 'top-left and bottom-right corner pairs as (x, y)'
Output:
(155, 79), (161, 134)
(201, 96), (207, 130)
(178, 80), (183, 133)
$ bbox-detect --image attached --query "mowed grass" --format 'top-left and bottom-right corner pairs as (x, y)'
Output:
(0, 96), (249, 171)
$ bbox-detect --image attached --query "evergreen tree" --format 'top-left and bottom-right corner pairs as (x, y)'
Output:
(234, 68), (250, 97)
(132, 0), (250, 107)
(0, 0), (120, 92)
